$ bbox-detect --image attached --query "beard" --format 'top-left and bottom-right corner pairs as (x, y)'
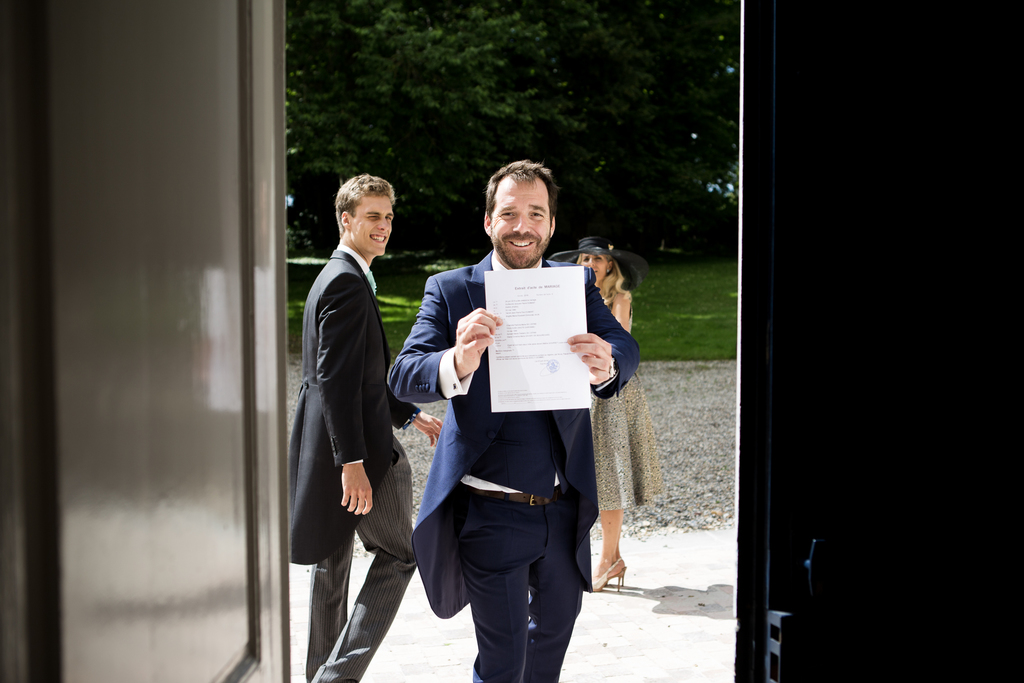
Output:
(491, 227), (552, 270)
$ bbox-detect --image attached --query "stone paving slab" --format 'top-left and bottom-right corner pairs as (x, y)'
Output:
(290, 528), (736, 682)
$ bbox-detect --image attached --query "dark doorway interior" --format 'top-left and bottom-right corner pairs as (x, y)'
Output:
(735, 2), (883, 681)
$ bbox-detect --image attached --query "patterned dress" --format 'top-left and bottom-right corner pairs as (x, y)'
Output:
(591, 367), (664, 511)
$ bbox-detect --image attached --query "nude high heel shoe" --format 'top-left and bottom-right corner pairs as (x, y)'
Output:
(593, 558), (627, 592)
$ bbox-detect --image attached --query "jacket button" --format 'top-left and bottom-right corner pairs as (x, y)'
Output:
(487, 430), (496, 439)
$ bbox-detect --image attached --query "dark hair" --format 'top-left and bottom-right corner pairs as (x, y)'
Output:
(335, 174), (396, 233)
(484, 160), (559, 219)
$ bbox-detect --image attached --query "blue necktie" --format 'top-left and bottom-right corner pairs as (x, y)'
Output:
(366, 269), (377, 295)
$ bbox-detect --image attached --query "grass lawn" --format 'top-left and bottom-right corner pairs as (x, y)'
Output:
(630, 252), (738, 360)
(287, 249), (737, 361)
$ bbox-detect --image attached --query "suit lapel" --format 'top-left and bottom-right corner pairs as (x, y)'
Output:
(334, 250), (392, 370)
(466, 252), (492, 311)
(362, 272), (392, 370)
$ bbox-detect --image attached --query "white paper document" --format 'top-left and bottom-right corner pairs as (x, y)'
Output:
(484, 266), (591, 412)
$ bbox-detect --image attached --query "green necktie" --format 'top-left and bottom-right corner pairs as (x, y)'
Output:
(365, 269), (377, 295)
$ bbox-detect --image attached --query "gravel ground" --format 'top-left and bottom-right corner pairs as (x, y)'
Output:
(286, 356), (736, 549)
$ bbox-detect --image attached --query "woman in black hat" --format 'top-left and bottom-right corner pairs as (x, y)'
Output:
(550, 237), (663, 591)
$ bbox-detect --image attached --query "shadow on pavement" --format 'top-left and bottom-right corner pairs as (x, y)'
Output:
(597, 582), (735, 619)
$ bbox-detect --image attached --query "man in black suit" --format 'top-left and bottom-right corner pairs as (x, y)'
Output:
(289, 174), (441, 683)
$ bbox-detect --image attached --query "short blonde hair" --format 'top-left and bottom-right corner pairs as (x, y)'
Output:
(577, 254), (632, 309)
(335, 174), (396, 234)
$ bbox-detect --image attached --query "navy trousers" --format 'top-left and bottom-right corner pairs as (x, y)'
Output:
(455, 487), (585, 683)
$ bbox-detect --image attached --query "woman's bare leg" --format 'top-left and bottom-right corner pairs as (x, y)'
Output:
(595, 509), (625, 578)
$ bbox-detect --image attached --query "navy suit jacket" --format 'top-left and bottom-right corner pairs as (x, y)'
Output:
(288, 250), (416, 565)
(389, 252), (640, 618)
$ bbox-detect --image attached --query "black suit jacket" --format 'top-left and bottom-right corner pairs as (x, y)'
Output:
(288, 250), (416, 565)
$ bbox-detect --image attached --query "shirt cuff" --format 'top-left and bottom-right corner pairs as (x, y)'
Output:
(439, 348), (473, 398)
(401, 407), (421, 430)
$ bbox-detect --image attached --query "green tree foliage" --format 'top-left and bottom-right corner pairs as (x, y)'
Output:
(286, 0), (739, 253)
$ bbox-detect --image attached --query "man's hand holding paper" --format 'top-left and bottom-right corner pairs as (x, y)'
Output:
(453, 308), (504, 378)
(568, 333), (616, 384)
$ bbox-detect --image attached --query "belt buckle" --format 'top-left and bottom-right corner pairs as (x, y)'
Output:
(529, 494), (536, 506)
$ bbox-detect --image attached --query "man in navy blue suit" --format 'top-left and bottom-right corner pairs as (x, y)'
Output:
(389, 160), (640, 682)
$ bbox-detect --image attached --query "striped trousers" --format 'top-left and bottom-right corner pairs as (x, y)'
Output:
(307, 442), (416, 683)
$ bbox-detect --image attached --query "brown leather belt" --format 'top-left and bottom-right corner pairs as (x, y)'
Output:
(465, 484), (561, 506)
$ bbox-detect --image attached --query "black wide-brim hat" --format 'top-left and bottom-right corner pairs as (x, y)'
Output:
(548, 236), (650, 291)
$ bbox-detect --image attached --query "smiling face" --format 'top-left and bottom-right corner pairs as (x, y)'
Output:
(339, 195), (393, 265)
(484, 178), (555, 269)
(579, 252), (612, 288)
